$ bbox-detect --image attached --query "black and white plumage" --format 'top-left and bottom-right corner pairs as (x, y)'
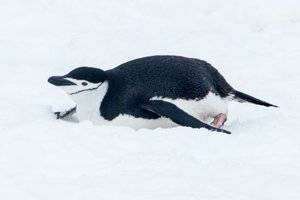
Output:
(48, 55), (277, 134)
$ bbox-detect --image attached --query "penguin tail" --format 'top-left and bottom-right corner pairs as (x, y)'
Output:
(231, 90), (278, 108)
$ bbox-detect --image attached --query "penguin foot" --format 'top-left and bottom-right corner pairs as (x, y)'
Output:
(211, 113), (227, 128)
(54, 106), (77, 119)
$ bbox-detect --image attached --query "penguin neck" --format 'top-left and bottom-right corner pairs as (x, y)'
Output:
(69, 81), (109, 122)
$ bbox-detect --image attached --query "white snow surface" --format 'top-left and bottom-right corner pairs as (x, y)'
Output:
(1, 0), (300, 199)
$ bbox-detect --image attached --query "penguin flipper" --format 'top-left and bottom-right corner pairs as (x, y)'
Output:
(54, 106), (77, 119)
(141, 100), (231, 134)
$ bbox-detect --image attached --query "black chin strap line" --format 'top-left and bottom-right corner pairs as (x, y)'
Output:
(69, 82), (103, 95)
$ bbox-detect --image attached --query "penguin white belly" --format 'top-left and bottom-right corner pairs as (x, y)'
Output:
(89, 92), (228, 130)
(71, 84), (228, 130)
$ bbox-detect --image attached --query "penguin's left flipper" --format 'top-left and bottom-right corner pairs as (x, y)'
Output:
(54, 106), (77, 119)
(141, 100), (231, 134)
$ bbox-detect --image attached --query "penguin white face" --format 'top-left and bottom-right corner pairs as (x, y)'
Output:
(48, 67), (107, 96)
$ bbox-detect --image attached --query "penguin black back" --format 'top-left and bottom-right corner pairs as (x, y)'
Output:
(106, 55), (233, 100)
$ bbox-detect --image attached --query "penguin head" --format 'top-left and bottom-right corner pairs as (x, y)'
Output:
(48, 67), (107, 95)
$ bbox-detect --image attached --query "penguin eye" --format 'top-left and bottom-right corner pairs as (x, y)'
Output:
(81, 82), (88, 86)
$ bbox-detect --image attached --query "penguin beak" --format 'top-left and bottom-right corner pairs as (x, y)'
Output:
(48, 76), (76, 86)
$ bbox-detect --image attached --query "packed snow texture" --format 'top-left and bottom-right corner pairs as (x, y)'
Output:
(1, 0), (300, 199)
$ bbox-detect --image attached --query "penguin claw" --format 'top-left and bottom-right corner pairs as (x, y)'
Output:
(54, 106), (77, 119)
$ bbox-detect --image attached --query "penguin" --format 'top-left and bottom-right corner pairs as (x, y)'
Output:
(48, 55), (277, 134)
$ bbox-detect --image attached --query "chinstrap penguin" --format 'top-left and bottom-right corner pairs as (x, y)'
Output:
(48, 55), (277, 134)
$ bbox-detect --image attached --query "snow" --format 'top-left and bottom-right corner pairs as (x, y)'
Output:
(1, 0), (300, 199)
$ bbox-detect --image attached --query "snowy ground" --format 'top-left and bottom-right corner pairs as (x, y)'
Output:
(1, 0), (300, 199)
